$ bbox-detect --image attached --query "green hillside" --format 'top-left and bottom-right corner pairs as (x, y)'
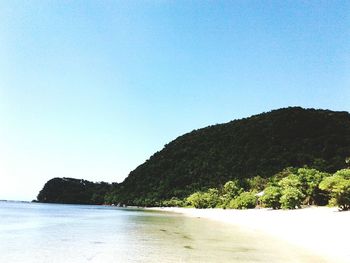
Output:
(37, 107), (350, 206)
(112, 107), (350, 205)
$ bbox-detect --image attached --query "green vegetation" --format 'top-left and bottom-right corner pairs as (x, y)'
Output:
(221, 180), (244, 208)
(37, 167), (350, 211)
(186, 188), (221, 208)
(161, 197), (185, 207)
(228, 191), (257, 209)
(297, 168), (329, 205)
(276, 174), (304, 209)
(37, 178), (114, 205)
(161, 167), (350, 211)
(279, 187), (304, 209)
(107, 107), (350, 206)
(319, 169), (350, 211)
(246, 176), (268, 192)
(259, 186), (281, 209)
(36, 107), (350, 208)
(258, 168), (329, 209)
(258, 167), (350, 211)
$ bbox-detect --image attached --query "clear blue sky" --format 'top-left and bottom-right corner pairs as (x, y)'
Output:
(0, 1), (349, 200)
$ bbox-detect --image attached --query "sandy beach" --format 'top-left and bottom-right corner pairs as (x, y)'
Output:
(150, 207), (350, 263)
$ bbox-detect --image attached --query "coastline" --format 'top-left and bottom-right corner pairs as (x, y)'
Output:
(149, 206), (349, 263)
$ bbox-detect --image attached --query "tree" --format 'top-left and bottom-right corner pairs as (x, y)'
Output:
(276, 174), (305, 209)
(319, 169), (350, 211)
(220, 180), (243, 208)
(228, 191), (257, 209)
(223, 180), (243, 198)
(268, 167), (298, 185)
(260, 186), (282, 209)
(205, 188), (221, 208)
(296, 168), (330, 205)
(246, 176), (268, 191)
(186, 188), (220, 208)
(278, 174), (302, 189)
(162, 197), (184, 207)
(332, 168), (350, 179)
(280, 187), (304, 209)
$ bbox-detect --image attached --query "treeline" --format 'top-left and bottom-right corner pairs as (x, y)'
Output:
(37, 167), (350, 211)
(160, 167), (350, 211)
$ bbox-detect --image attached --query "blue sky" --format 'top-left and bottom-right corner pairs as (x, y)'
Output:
(0, 1), (349, 200)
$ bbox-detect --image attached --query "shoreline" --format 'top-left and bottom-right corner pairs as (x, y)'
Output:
(149, 206), (349, 263)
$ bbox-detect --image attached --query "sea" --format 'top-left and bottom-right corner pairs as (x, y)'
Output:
(0, 201), (326, 263)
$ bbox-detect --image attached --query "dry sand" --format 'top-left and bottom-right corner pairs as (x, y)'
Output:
(150, 206), (350, 263)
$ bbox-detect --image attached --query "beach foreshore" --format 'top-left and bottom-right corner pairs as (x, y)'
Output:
(149, 206), (349, 263)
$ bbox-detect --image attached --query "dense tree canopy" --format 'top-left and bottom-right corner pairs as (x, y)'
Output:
(111, 107), (350, 206)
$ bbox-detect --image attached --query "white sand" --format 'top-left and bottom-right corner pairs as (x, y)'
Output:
(150, 207), (350, 263)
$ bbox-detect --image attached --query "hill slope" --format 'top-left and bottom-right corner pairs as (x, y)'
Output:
(115, 107), (350, 205)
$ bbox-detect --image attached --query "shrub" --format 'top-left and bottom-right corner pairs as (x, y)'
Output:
(280, 187), (304, 209)
(186, 188), (220, 208)
(221, 180), (243, 208)
(186, 192), (206, 208)
(162, 197), (185, 207)
(223, 180), (243, 198)
(319, 169), (350, 211)
(260, 186), (282, 209)
(332, 168), (350, 179)
(297, 168), (330, 205)
(228, 191), (257, 209)
(278, 174), (302, 189)
(205, 188), (221, 208)
(246, 176), (268, 191)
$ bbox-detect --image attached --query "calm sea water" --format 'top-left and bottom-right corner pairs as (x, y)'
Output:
(0, 201), (325, 263)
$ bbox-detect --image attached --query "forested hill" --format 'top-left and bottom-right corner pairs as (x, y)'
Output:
(114, 107), (350, 205)
(37, 107), (350, 206)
